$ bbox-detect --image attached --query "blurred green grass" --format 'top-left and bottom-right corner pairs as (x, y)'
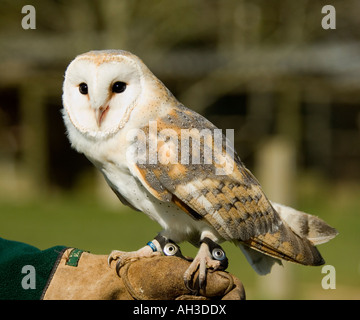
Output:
(0, 181), (359, 299)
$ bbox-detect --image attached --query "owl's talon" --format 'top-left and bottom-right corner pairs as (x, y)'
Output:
(107, 256), (113, 267)
(184, 277), (198, 294)
(107, 251), (118, 267)
(107, 249), (126, 267)
(116, 259), (122, 275)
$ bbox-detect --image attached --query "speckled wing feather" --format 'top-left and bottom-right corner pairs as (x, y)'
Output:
(132, 104), (324, 266)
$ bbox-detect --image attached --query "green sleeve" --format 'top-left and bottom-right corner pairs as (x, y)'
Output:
(0, 237), (67, 300)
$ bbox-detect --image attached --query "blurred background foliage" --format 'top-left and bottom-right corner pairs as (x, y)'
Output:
(0, 0), (359, 299)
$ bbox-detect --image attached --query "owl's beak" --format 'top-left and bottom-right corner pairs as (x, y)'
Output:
(95, 105), (109, 127)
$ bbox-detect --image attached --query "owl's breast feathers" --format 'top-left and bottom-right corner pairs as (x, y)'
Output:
(131, 104), (324, 267)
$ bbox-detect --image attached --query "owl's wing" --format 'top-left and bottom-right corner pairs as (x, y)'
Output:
(130, 104), (324, 266)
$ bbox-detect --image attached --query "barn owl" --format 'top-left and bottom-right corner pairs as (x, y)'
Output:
(62, 50), (337, 289)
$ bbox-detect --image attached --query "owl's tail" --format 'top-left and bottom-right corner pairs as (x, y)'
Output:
(236, 203), (337, 275)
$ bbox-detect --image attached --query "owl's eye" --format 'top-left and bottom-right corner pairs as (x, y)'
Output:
(79, 83), (88, 95)
(112, 81), (127, 94)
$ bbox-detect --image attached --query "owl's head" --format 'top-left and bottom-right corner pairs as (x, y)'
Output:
(62, 50), (159, 139)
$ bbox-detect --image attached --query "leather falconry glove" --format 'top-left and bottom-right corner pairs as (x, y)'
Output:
(42, 248), (246, 300)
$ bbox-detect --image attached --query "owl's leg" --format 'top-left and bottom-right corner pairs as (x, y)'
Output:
(183, 237), (228, 292)
(153, 234), (185, 259)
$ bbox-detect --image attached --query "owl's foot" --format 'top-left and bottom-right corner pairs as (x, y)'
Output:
(107, 235), (185, 275)
(183, 238), (228, 293)
(108, 245), (161, 275)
